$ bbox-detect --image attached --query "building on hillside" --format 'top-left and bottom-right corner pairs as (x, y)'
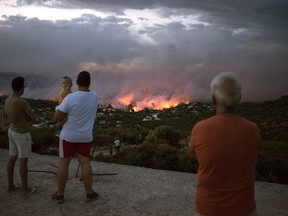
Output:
(143, 115), (153, 121)
(152, 113), (161, 120)
(0, 105), (9, 132)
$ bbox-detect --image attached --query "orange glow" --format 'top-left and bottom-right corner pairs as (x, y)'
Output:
(116, 93), (189, 111)
(117, 93), (134, 105)
(49, 96), (57, 101)
(0, 92), (3, 96)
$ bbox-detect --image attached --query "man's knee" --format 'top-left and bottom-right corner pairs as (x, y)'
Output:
(78, 154), (90, 166)
(59, 157), (72, 167)
(9, 155), (18, 162)
(19, 157), (28, 164)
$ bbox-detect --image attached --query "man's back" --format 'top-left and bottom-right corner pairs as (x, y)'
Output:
(58, 91), (98, 142)
(5, 95), (31, 133)
(189, 113), (261, 216)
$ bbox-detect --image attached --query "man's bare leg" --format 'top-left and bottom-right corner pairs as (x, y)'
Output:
(56, 157), (72, 195)
(78, 154), (93, 194)
(19, 157), (32, 193)
(7, 155), (17, 192)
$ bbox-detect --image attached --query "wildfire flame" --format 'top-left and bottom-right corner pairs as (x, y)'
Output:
(117, 93), (134, 106)
(116, 93), (189, 111)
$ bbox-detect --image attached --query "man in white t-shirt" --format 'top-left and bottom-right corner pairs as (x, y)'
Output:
(52, 71), (99, 203)
(114, 138), (121, 153)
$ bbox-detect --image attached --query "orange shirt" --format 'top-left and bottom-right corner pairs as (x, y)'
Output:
(59, 88), (72, 104)
(189, 114), (261, 216)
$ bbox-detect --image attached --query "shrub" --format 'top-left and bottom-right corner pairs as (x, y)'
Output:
(95, 143), (199, 173)
(177, 151), (198, 173)
(93, 133), (111, 146)
(143, 126), (181, 148)
(0, 132), (9, 149)
(30, 128), (58, 154)
(154, 126), (180, 147)
(256, 141), (288, 184)
(93, 126), (149, 145)
(143, 131), (167, 146)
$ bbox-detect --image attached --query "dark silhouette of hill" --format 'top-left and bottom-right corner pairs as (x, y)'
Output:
(237, 95), (288, 141)
(0, 71), (58, 99)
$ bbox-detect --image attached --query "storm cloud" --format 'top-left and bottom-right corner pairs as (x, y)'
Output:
(0, 0), (287, 108)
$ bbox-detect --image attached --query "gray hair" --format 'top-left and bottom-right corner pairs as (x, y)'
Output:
(210, 72), (241, 108)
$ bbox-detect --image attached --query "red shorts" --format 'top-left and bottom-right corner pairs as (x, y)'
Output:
(59, 139), (91, 158)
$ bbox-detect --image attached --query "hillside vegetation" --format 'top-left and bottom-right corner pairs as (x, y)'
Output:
(0, 95), (287, 184)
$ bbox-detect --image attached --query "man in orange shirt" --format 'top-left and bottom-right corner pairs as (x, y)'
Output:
(189, 72), (261, 216)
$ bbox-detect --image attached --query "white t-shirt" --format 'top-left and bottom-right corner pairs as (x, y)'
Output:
(58, 91), (98, 142)
(114, 139), (121, 147)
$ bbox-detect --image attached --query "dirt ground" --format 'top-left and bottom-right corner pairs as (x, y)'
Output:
(0, 148), (288, 216)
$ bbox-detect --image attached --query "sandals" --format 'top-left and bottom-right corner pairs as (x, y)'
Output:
(52, 192), (64, 204)
(23, 188), (39, 195)
(51, 190), (98, 203)
(86, 191), (98, 202)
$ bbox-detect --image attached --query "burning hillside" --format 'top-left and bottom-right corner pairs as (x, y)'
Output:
(0, 71), (196, 111)
(115, 93), (189, 111)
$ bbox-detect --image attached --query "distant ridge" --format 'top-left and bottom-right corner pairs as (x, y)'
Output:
(0, 71), (59, 100)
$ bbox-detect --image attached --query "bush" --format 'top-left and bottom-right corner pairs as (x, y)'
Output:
(143, 126), (181, 148)
(93, 126), (149, 145)
(143, 131), (167, 146)
(256, 141), (288, 184)
(177, 151), (198, 173)
(30, 128), (58, 154)
(0, 132), (9, 149)
(93, 133), (111, 146)
(95, 143), (198, 173)
(96, 139), (288, 185)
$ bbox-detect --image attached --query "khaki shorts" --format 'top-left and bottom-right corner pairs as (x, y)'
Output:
(8, 129), (32, 158)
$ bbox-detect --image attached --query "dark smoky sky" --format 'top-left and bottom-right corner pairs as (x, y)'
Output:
(0, 0), (288, 107)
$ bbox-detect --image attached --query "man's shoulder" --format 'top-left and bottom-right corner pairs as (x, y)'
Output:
(213, 114), (259, 128)
(18, 97), (30, 105)
(195, 115), (216, 125)
(4, 95), (11, 103)
(5, 95), (27, 104)
(238, 116), (259, 129)
(65, 91), (98, 104)
(69, 91), (97, 96)
(194, 114), (238, 127)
